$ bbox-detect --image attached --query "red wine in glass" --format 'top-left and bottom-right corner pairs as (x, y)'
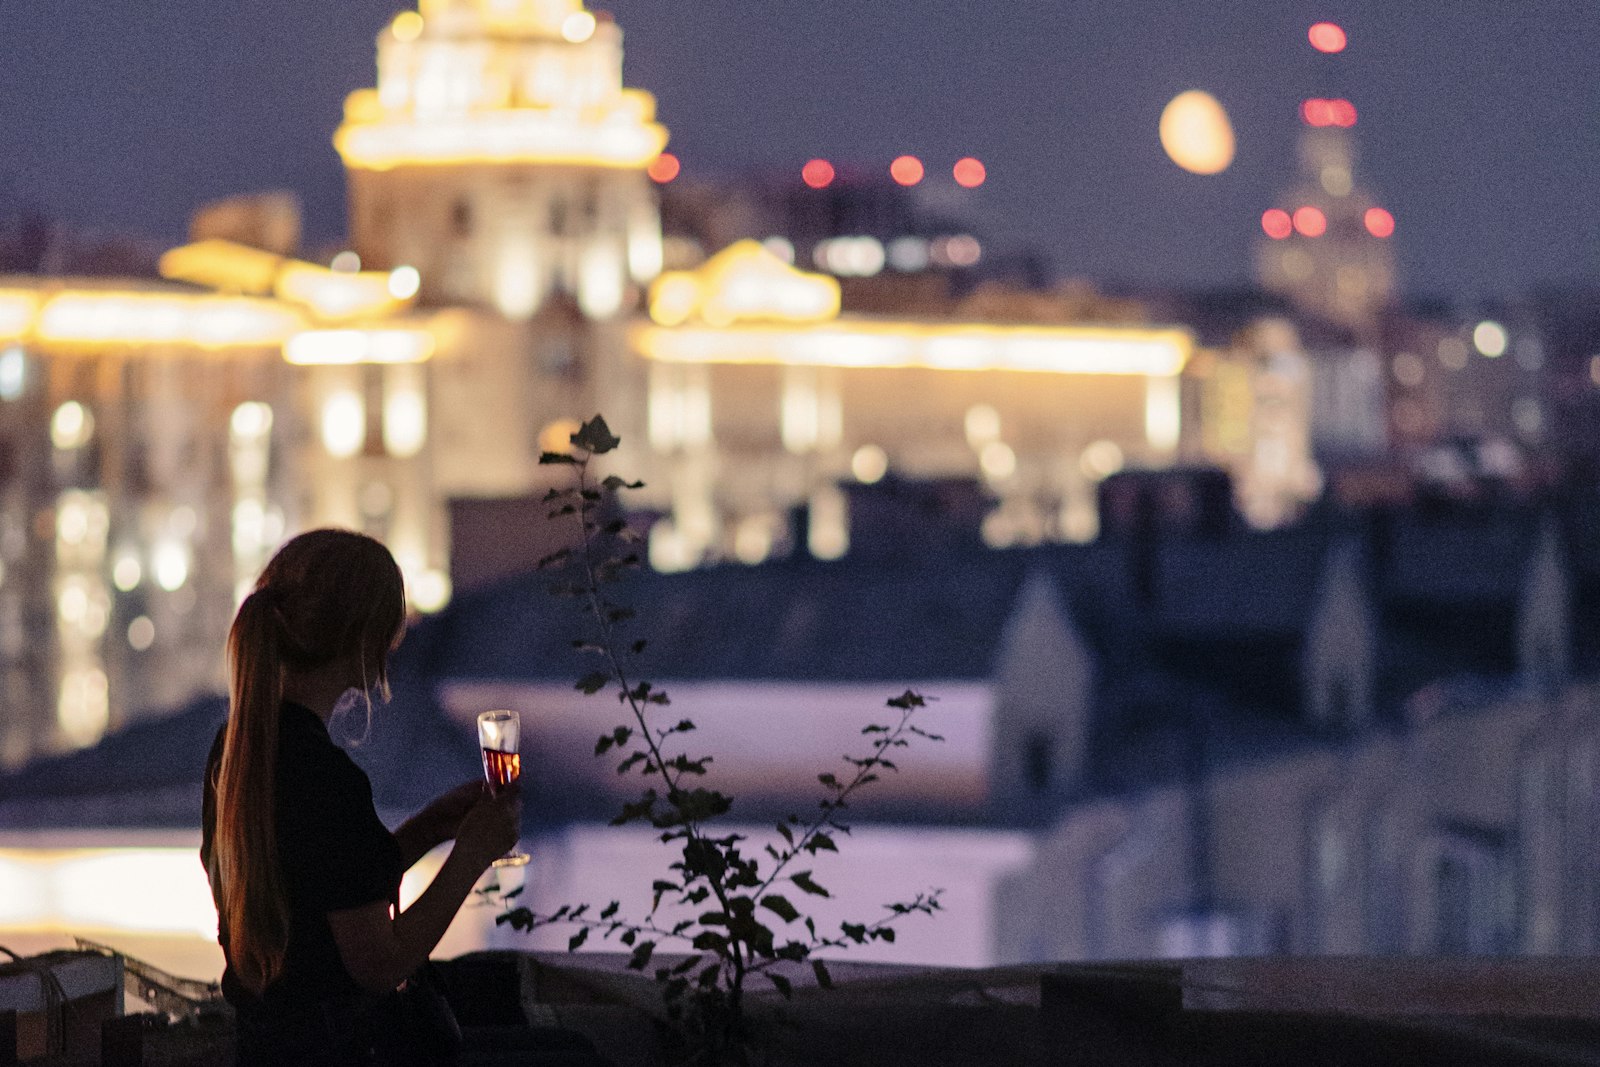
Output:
(476, 710), (528, 867)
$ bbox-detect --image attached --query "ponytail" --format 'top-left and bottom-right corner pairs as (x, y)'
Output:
(213, 589), (291, 995)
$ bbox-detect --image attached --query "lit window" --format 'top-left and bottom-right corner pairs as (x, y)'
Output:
(561, 10), (597, 42)
(411, 569), (451, 613)
(127, 616), (155, 652)
(153, 540), (189, 592)
(111, 552), (142, 592)
(980, 441), (1016, 481)
(383, 376), (427, 457)
(1473, 320), (1508, 358)
(0, 346), (25, 401)
(1080, 440), (1124, 480)
(51, 401), (93, 450)
(321, 390), (366, 458)
(57, 668), (109, 748)
(851, 445), (889, 484)
(230, 401), (273, 441)
(965, 405), (1001, 448)
(387, 266), (421, 300)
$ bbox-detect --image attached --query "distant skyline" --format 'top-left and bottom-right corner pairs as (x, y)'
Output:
(1, 0), (1595, 301)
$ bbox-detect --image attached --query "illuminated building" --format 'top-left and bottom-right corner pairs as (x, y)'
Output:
(336, 0), (666, 321)
(628, 241), (1202, 567)
(0, 252), (451, 767)
(1256, 112), (1397, 333)
(0, 0), (1326, 768)
(1256, 28), (1395, 334)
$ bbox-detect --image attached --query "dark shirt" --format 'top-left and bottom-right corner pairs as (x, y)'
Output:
(201, 701), (403, 1041)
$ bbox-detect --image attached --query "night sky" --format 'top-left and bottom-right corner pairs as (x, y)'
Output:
(1, 0), (1595, 301)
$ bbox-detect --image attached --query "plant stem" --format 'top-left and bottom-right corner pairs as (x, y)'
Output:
(751, 703), (919, 902)
(569, 454), (748, 1001)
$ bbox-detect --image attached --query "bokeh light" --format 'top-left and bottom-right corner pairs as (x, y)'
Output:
(1292, 206), (1327, 237)
(1474, 321), (1509, 358)
(561, 11), (597, 43)
(1308, 22), (1347, 53)
(1158, 91), (1235, 175)
(1364, 207), (1395, 238)
(1261, 209), (1293, 240)
(890, 155), (925, 186)
(1301, 98), (1358, 127)
(953, 157), (987, 188)
(647, 152), (681, 183)
(801, 159), (835, 189)
(392, 11), (424, 42)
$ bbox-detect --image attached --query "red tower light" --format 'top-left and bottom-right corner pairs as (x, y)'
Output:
(953, 157), (987, 188)
(647, 152), (681, 183)
(1364, 207), (1395, 238)
(1261, 209), (1293, 240)
(1330, 99), (1358, 126)
(1292, 206), (1327, 237)
(889, 155), (925, 186)
(1309, 22), (1347, 53)
(801, 159), (835, 189)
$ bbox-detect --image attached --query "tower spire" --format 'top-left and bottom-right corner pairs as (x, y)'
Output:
(1256, 22), (1395, 334)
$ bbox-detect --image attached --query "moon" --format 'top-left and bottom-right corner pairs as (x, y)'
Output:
(1159, 90), (1236, 175)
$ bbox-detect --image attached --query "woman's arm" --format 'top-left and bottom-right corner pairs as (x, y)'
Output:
(330, 786), (520, 992)
(392, 780), (483, 870)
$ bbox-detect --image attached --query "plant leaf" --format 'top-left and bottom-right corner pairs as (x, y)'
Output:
(571, 415), (621, 454)
(568, 927), (589, 951)
(627, 940), (655, 971)
(576, 671), (611, 695)
(767, 972), (793, 999)
(812, 959), (833, 990)
(791, 871), (831, 898)
(760, 895), (800, 923)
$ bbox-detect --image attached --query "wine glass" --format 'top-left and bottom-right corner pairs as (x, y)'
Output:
(476, 709), (529, 867)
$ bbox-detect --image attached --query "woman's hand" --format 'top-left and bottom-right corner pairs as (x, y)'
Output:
(454, 782), (522, 871)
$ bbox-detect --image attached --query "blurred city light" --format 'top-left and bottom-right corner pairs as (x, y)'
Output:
(387, 265), (422, 299)
(953, 157), (987, 188)
(1308, 22), (1348, 53)
(1261, 209), (1293, 240)
(1301, 98), (1357, 127)
(890, 155), (925, 186)
(851, 444), (889, 484)
(391, 11), (423, 42)
(561, 10), (597, 43)
(1158, 91), (1235, 175)
(1474, 321), (1508, 358)
(647, 152), (681, 183)
(801, 159), (835, 189)
(1292, 206), (1327, 237)
(1364, 207), (1396, 238)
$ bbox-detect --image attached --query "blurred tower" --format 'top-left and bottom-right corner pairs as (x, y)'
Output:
(334, 0), (668, 322)
(1256, 24), (1396, 335)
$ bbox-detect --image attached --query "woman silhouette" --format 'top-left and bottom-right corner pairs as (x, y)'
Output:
(201, 529), (520, 1065)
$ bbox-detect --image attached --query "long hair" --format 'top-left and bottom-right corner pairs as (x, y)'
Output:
(211, 529), (406, 995)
